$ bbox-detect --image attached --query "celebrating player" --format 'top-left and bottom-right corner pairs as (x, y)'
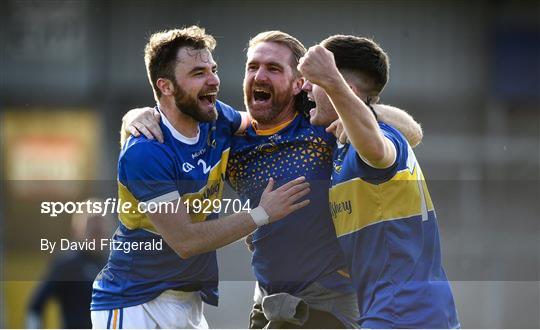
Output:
(123, 30), (424, 328)
(90, 26), (311, 329)
(298, 35), (460, 328)
(228, 31), (358, 328)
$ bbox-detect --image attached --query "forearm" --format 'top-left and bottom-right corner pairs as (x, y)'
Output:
(149, 176), (309, 259)
(373, 104), (423, 147)
(183, 212), (256, 257)
(153, 211), (256, 259)
(325, 77), (387, 162)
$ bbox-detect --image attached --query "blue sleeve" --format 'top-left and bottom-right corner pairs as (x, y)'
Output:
(118, 140), (178, 202)
(216, 100), (242, 134)
(356, 123), (407, 184)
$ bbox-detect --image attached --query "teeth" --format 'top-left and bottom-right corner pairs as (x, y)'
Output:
(201, 92), (217, 96)
(254, 88), (271, 93)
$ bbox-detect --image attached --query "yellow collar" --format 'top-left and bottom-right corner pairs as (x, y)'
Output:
(253, 114), (298, 136)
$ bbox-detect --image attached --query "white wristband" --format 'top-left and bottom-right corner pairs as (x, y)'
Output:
(250, 206), (270, 227)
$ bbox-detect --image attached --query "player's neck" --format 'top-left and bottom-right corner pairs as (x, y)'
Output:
(158, 100), (199, 138)
(254, 102), (296, 131)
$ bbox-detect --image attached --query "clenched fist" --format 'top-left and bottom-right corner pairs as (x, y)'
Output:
(297, 45), (341, 89)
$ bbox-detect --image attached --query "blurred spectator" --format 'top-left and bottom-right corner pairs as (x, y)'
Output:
(26, 198), (112, 329)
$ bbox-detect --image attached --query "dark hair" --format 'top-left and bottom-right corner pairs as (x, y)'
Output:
(321, 35), (389, 97)
(144, 26), (216, 99)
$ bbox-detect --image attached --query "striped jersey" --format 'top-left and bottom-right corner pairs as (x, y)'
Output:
(329, 122), (459, 328)
(91, 101), (242, 310)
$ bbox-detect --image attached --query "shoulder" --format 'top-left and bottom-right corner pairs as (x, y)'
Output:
(301, 116), (335, 143)
(216, 100), (245, 133)
(119, 136), (177, 179)
(379, 122), (408, 146)
(216, 100), (238, 113)
(378, 122), (409, 162)
(121, 135), (174, 162)
(344, 123), (407, 184)
(216, 100), (241, 121)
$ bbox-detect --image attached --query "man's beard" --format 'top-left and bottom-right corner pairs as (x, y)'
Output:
(244, 81), (296, 125)
(173, 82), (217, 122)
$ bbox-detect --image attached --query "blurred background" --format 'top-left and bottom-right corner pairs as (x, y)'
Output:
(0, 0), (539, 328)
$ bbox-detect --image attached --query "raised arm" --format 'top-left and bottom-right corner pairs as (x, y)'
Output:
(299, 45), (396, 168)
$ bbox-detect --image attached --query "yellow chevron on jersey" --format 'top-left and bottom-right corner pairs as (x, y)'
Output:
(117, 181), (155, 231)
(182, 148), (230, 222)
(330, 160), (434, 238)
(117, 148), (230, 229)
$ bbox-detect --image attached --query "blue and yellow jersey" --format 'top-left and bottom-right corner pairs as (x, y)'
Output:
(330, 122), (459, 328)
(91, 101), (242, 311)
(227, 113), (353, 295)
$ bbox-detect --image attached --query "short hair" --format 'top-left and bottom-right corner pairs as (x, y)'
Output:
(144, 26), (216, 99)
(248, 30), (306, 76)
(321, 35), (389, 96)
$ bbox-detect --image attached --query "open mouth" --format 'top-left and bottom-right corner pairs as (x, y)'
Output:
(198, 92), (217, 105)
(307, 96), (316, 107)
(253, 88), (272, 102)
(306, 95), (317, 115)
